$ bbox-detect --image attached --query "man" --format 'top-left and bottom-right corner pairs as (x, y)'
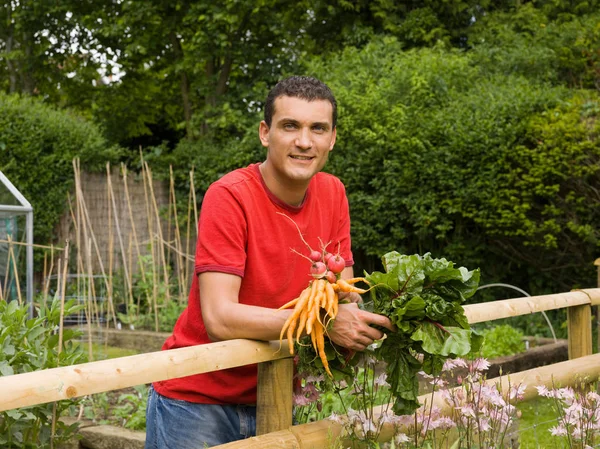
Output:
(144, 76), (394, 448)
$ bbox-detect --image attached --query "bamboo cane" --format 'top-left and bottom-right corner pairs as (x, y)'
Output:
(145, 162), (171, 308)
(169, 165), (185, 300)
(106, 163), (134, 316)
(51, 241), (70, 448)
(121, 164), (152, 317)
(185, 168), (194, 293)
(42, 244), (54, 303)
(140, 153), (159, 331)
(7, 236), (22, 305)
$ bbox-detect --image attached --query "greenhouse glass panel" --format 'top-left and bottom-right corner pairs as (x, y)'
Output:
(0, 171), (34, 317)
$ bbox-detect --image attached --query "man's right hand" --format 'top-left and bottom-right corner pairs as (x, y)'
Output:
(327, 303), (395, 352)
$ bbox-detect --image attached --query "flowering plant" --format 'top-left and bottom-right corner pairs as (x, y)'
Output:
(294, 356), (525, 449)
(537, 382), (600, 448)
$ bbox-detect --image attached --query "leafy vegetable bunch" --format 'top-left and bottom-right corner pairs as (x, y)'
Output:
(364, 251), (483, 415)
(296, 251), (482, 416)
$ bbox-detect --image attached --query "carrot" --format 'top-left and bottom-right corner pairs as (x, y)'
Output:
(278, 294), (302, 310)
(336, 279), (368, 294)
(314, 324), (332, 377)
(295, 307), (309, 341)
(287, 319), (295, 355)
(342, 277), (370, 286)
(324, 281), (337, 319)
(306, 280), (326, 334)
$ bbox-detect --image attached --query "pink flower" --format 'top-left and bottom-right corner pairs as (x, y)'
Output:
(293, 394), (311, 406)
(442, 358), (468, 371)
(536, 385), (550, 397)
(470, 358), (491, 372)
(395, 433), (410, 444)
(550, 424), (567, 436)
(510, 384), (527, 400)
(374, 373), (390, 387)
(328, 412), (344, 424)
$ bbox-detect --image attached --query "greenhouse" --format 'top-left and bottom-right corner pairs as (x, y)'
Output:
(0, 171), (33, 317)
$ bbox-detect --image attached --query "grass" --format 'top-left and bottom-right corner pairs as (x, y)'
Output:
(518, 396), (561, 449)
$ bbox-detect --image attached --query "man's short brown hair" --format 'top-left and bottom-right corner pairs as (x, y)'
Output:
(264, 76), (337, 128)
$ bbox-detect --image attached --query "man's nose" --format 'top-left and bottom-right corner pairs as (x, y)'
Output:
(295, 128), (312, 149)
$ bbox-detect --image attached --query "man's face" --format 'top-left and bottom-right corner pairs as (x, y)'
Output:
(259, 95), (336, 185)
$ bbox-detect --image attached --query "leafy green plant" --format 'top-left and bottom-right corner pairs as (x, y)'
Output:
(80, 385), (148, 431)
(474, 325), (526, 359)
(296, 252), (482, 418)
(0, 297), (86, 448)
(118, 300), (186, 333)
(113, 385), (148, 431)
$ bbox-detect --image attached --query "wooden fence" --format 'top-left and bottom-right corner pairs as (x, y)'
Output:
(2, 288), (600, 448)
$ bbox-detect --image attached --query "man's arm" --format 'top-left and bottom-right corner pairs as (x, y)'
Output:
(199, 272), (292, 342)
(200, 270), (394, 352)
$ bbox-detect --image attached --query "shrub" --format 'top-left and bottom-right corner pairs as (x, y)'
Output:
(0, 93), (122, 246)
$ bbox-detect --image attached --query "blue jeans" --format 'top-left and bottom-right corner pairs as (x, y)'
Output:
(144, 385), (257, 448)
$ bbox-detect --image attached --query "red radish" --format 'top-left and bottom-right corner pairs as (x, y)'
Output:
(323, 252), (333, 263)
(310, 262), (327, 277)
(327, 254), (345, 274)
(325, 270), (337, 284)
(309, 250), (322, 262)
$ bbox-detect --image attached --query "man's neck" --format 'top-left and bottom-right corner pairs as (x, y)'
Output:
(259, 162), (308, 207)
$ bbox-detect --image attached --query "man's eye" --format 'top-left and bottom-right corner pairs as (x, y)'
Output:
(284, 123), (297, 130)
(313, 125), (326, 132)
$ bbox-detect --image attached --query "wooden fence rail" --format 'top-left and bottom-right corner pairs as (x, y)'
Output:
(2, 288), (600, 447)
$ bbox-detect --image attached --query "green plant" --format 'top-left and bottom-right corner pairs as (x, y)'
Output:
(0, 297), (86, 448)
(114, 385), (148, 431)
(79, 385), (148, 431)
(474, 325), (526, 359)
(0, 93), (122, 250)
(118, 300), (186, 333)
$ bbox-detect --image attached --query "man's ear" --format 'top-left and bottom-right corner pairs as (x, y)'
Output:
(259, 121), (270, 148)
(329, 126), (337, 151)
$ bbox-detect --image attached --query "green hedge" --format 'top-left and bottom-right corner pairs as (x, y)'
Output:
(0, 93), (122, 246)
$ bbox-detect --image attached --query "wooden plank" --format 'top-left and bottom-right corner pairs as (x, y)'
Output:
(214, 353), (600, 449)
(256, 358), (294, 435)
(0, 339), (290, 412)
(463, 289), (600, 324)
(568, 304), (593, 359)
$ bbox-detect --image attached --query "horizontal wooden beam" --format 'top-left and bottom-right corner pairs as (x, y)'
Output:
(2, 289), (600, 414)
(464, 288), (600, 324)
(216, 352), (600, 449)
(0, 339), (290, 412)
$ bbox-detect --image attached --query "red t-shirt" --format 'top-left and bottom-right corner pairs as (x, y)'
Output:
(154, 163), (353, 404)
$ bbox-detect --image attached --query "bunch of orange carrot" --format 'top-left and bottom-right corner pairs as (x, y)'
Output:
(279, 276), (368, 376)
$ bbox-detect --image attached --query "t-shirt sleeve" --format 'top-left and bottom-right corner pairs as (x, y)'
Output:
(336, 182), (354, 267)
(195, 183), (247, 277)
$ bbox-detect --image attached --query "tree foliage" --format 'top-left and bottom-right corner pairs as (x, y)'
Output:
(0, 93), (121, 245)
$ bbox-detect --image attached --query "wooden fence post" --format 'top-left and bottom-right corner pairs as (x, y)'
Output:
(568, 303), (593, 359)
(256, 357), (294, 436)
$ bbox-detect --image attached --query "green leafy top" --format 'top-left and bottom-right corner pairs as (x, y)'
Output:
(364, 252), (482, 415)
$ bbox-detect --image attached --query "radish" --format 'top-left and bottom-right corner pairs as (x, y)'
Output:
(325, 270), (337, 284)
(327, 254), (345, 274)
(310, 262), (327, 277)
(309, 250), (323, 262)
(323, 252), (333, 263)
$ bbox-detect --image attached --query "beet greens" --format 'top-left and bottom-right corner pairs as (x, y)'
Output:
(364, 251), (483, 415)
